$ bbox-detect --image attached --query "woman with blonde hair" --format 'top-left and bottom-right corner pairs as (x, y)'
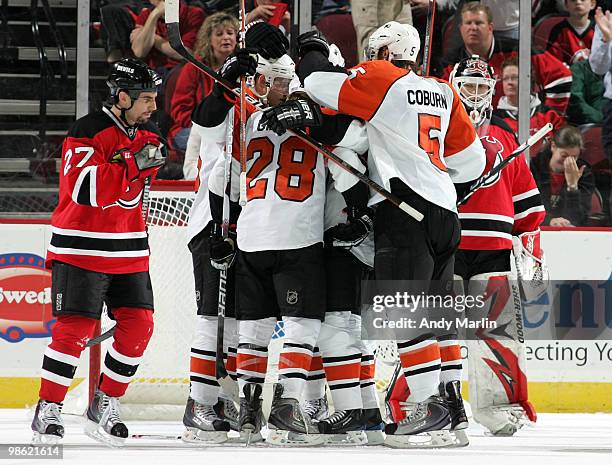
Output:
(168, 12), (238, 152)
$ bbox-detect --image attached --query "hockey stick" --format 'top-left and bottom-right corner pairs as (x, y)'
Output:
(422, 0), (437, 76)
(215, 110), (239, 402)
(457, 123), (553, 206)
(165, 0), (423, 222)
(238, 0), (248, 206)
(86, 325), (114, 347)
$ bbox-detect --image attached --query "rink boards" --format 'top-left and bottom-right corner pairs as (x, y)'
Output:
(0, 223), (611, 412)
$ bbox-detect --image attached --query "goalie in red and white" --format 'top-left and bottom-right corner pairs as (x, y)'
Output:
(387, 55), (547, 436)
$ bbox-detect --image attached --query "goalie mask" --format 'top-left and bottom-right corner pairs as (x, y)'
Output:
(365, 21), (420, 63)
(449, 56), (496, 128)
(249, 53), (295, 103)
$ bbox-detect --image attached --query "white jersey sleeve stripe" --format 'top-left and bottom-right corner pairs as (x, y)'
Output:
(445, 135), (486, 183)
(304, 71), (349, 111)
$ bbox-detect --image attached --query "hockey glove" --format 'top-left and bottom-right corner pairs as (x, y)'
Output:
(219, 48), (258, 85)
(115, 137), (165, 181)
(324, 206), (374, 248)
(296, 30), (330, 60)
(512, 230), (549, 301)
(209, 223), (237, 271)
(259, 98), (323, 135)
(245, 20), (289, 59)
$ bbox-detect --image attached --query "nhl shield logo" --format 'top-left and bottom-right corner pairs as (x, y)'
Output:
(286, 290), (298, 305)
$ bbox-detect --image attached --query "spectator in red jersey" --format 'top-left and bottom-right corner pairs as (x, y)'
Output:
(168, 12), (238, 152)
(494, 57), (566, 155)
(546, 0), (596, 65)
(530, 126), (595, 226)
(130, 0), (205, 73)
(99, 1), (148, 63)
(441, 1), (573, 114)
(246, 0), (291, 35)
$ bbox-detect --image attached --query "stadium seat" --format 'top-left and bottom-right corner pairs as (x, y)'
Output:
(579, 124), (607, 167)
(315, 13), (358, 68)
(532, 14), (567, 51)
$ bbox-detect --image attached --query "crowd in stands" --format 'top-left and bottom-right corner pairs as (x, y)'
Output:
(91, 0), (612, 226)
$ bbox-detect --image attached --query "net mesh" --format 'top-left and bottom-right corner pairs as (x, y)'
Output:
(65, 184), (398, 420)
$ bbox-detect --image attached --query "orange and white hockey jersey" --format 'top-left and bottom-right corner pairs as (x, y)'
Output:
(303, 60), (486, 212)
(207, 107), (326, 252)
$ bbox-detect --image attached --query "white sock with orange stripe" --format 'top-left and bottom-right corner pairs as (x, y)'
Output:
(350, 314), (379, 410)
(278, 316), (321, 400)
(190, 316), (220, 405)
(236, 317), (277, 398)
(438, 334), (462, 384)
(303, 347), (326, 401)
(318, 311), (362, 410)
(397, 334), (441, 402)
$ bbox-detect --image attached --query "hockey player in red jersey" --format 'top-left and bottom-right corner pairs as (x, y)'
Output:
(31, 58), (165, 446)
(450, 56), (546, 436)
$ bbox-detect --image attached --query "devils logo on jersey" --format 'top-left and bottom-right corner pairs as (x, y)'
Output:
(102, 178), (145, 210)
(479, 135), (504, 188)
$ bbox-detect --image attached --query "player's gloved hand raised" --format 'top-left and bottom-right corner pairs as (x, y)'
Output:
(324, 206), (374, 248)
(114, 137), (165, 182)
(245, 20), (289, 59)
(296, 30), (329, 59)
(260, 98), (323, 135)
(219, 48), (257, 85)
(209, 223), (237, 271)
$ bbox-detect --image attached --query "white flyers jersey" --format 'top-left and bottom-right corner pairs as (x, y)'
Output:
(210, 110), (326, 252)
(186, 122), (223, 242)
(304, 60), (486, 212)
(324, 176), (374, 268)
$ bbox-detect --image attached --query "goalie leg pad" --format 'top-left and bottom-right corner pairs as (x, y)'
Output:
(466, 272), (535, 430)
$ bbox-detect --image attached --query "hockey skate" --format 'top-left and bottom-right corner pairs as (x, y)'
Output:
(218, 393), (263, 444)
(84, 390), (128, 447)
(474, 404), (531, 436)
(442, 381), (469, 430)
(239, 383), (265, 445)
(317, 409), (367, 445)
(267, 383), (325, 446)
(361, 407), (385, 446)
(301, 396), (329, 423)
(31, 400), (64, 445)
(384, 396), (469, 449)
(182, 397), (230, 444)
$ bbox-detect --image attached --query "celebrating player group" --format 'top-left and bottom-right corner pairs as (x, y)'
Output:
(31, 6), (549, 450)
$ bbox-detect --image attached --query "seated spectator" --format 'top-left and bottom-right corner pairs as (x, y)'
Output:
(168, 12), (238, 152)
(130, 0), (206, 74)
(351, 0), (412, 63)
(441, 1), (573, 114)
(494, 57), (566, 154)
(246, 0), (291, 35)
(530, 126), (595, 226)
(567, 57), (605, 124)
(589, 7), (612, 164)
(100, 1), (148, 63)
(546, 0), (595, 65)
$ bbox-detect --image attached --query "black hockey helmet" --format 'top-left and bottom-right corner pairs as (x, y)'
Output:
(107, 58), (162, 103)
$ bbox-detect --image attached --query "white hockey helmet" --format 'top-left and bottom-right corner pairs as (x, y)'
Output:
(449, 55), (497, 128)
(365, 21), (421, 63)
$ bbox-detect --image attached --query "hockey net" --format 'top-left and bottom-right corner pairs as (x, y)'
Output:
(65, 181), (398, 420)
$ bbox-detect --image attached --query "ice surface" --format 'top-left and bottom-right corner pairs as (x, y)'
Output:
(1, 409), (611, 465)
